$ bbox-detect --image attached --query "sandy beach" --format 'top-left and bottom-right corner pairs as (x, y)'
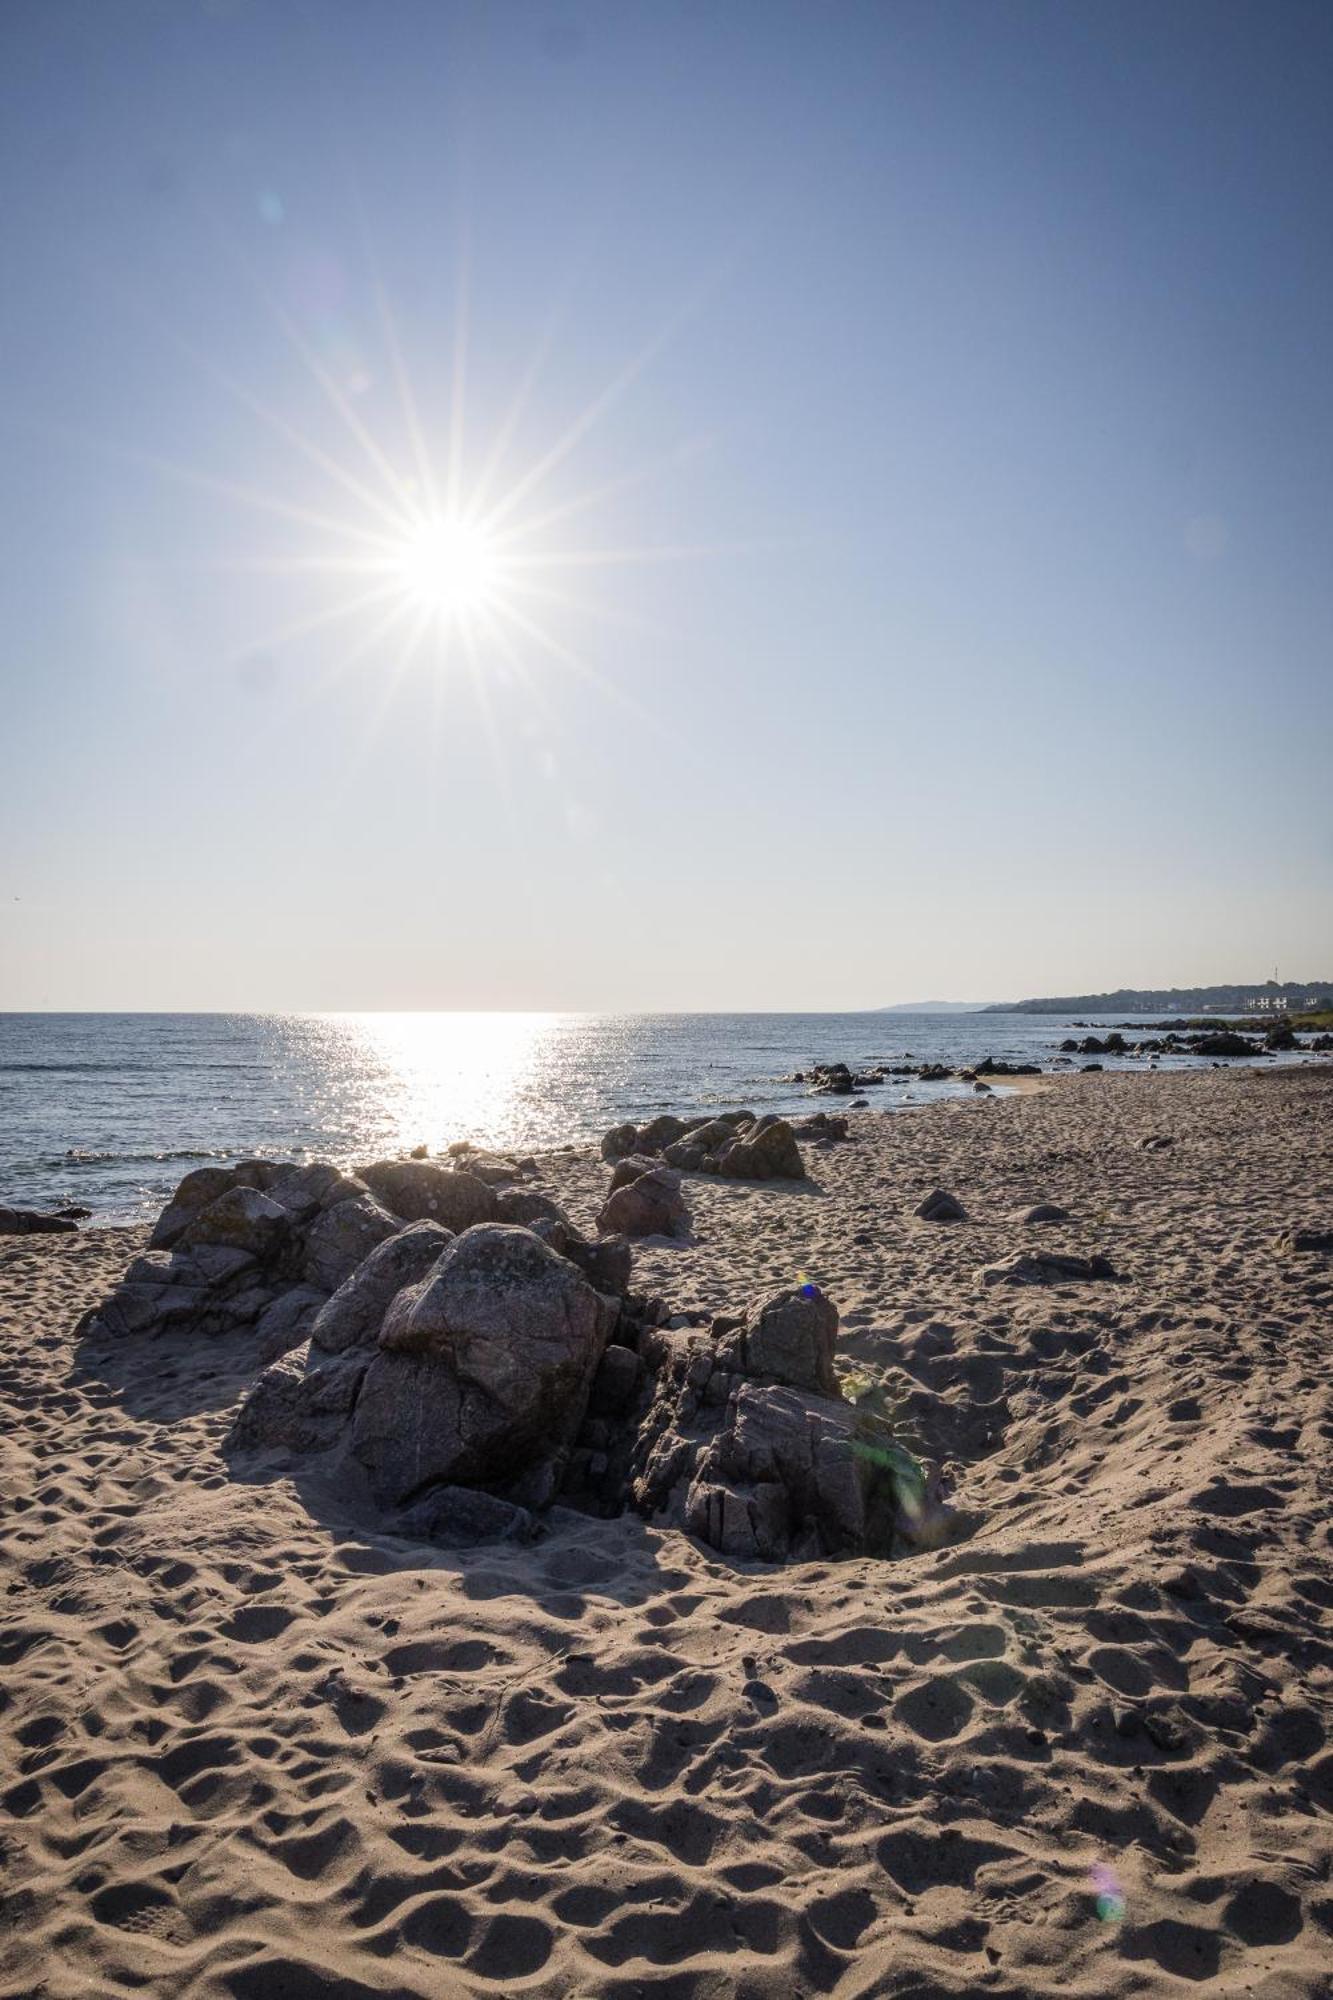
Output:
(2, 1063), (1331, 2000)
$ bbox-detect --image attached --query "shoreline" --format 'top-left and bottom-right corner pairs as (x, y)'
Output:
(2, 1062), (1330, 1998)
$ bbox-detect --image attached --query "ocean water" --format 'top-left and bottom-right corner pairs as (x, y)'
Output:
(0, 1010), (1301, 1227)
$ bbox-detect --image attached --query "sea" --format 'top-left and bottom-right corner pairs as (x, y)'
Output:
(0, 1010), (1308, 1228)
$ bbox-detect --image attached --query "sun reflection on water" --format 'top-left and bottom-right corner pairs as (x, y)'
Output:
(331, 1011), (566, 1156)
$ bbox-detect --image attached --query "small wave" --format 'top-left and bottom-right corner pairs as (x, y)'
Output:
(60, 1147), (224, 1167)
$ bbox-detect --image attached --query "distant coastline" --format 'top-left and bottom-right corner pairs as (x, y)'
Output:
(982, 981), (1333, 1016)
(874, 1001), (987, 1014)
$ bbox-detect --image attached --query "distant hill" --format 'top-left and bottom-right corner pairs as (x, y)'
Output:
(983, 982), (1333, 1016)
(875, 1001), (988, 1014)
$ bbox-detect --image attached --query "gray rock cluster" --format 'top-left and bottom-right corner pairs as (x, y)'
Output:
(90, 1158), (952, 1566)
(599, 1286), (956, 1562)
(600, 1112), (806, 1181)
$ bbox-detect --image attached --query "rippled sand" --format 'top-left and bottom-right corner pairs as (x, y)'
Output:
(2, 1066), (1330, 1999)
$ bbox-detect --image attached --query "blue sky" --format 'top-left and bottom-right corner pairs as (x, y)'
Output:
(1, 0), (1330, 1009)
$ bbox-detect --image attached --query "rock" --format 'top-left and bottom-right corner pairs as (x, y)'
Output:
(178, 1186), (291, 1263)
(638, 1114), (689, 1152)
(302, 1193), (401, 1292)
(264, 1163), (348, 1224)
(149, 1165), (244, 1249)
(978, 1252), (1119, 1287)
(720, 1287), (838, 1395)
(589, 1344), (643, 1417)
(684, 1382), (943, 1561)
(597, 1165), (691, 1240)
(1141, 1135), (1174, 1152)
(714, 1117), (805, 1182)
(674, 1117), (739, 1158)
(353, 1226), (613, 1505)
(600, 1122), (639, 1162)
(358, 1161), (498, 1230)
(409, 1144), (430, 1159)
(98, 1282), (208, 1337)
(1017, 1202), (1070, 1225)
(0, 1206), (78, 1235)
(396, 1486), (536, 1546)
(254, 1285), (329, 1360)
(1193, 1033), (1262, 1058)
(493, 1187), (572, 1234)
(310, 1220), (453, 1355)
(915, 1189), (967, 1223)
(607, 1154), (664, 1196)
(791, 1113), (849, 1141)
(226, 1345), (367, 1456)
(808, 1063), (854, 1095)
(562, 1232), (634, 1296)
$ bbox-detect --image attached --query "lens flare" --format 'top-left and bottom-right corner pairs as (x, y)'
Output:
(1090, 1863), (1126, 1923)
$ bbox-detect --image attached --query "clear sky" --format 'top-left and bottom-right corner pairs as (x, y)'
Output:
(1, 0), (1330, 1010)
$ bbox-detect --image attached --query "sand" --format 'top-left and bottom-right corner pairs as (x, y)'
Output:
(2, 1065), (1331, 2000)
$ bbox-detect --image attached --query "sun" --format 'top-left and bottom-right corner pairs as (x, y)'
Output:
(392, 514), (501, 622)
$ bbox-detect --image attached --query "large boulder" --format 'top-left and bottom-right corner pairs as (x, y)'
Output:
(302, 1193), (401, 1292)
(352, 1225), (615, 1505)
(597, 1164), (691, 1239)
(600, 1122), (639, 1163)
(309, 1220), (453, 1355)
(358, 1161), (498, 1231)
(715, 1117), (805, 1182)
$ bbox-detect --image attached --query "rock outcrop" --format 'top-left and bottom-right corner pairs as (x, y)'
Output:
(598, 1112), (807, 1183)
(90, 1159), (956, 1568)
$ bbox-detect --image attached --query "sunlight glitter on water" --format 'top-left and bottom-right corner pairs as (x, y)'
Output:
(334, 1011), (567, 1156)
